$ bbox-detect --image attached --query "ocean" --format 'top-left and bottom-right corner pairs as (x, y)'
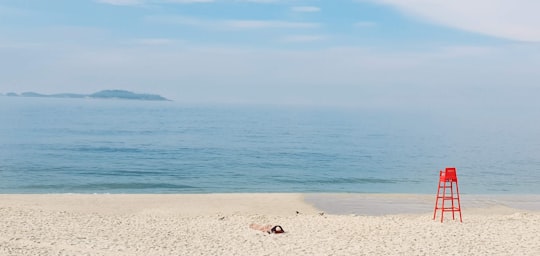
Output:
(1, 96), (539, 194)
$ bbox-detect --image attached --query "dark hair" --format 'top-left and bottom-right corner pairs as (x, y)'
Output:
(270, 225), (284, 234)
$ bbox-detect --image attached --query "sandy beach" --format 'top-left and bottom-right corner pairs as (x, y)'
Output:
(1, 194), (540, 256)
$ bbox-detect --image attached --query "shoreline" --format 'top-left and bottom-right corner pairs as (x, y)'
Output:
(3, 193), (540, 215)
(2, 193), (540, 255)
(306, 193), (540, 215)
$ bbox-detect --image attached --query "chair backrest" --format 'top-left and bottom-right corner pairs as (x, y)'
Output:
(444, 167), (457, 182)
(439, 170), (446, 182)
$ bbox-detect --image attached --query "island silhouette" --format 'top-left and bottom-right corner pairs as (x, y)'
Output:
(4, 90), (169, 101)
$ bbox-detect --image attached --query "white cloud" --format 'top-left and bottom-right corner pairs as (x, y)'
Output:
(291, 6), (320, 13)
(96, 0), (284, 5)
(96, 0), (213, 5)
(146, 15), (205, 26)
(354, 21), (376, 28)
(235, 0), (280, 3)
(366, 0), (540, 42)
(96, 0), (143, 5)
(280, 35), (326, 43)
(163, 0), (214, 2)
(222, 20), (318, 29)
(434, 46), (495, 58)
(147, 15), (319, 29)
(133, 38), (182, 45)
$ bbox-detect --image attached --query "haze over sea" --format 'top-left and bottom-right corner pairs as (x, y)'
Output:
(1, 96), (539, 194)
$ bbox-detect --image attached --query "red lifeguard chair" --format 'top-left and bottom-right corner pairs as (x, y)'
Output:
(433, 167), (462, 222)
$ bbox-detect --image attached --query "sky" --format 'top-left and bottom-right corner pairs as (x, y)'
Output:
(1, 0), (540, 108)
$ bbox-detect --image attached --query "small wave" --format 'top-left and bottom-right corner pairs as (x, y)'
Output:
(77, 170), (167, 177)
(71, 146), (144, 153)
(19, 182), (197, 191)
(273, 177), (405, 184)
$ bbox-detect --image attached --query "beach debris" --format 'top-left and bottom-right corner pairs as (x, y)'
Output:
(218, 216), (226, 221)
(319, 212), (325, 216)
(296, 211), (300, 215)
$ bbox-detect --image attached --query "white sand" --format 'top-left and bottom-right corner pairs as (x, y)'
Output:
(1, 194), (539, 256)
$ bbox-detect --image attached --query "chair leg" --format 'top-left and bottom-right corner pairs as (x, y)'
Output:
(450, 182), (455, 220)
(441, 181), (446, 223)
(455, 182), (462, 222)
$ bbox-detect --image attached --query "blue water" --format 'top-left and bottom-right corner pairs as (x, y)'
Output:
(1, 96), (539, 194)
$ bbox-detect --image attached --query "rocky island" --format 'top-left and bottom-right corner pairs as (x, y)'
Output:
(4, 90), (169, 101)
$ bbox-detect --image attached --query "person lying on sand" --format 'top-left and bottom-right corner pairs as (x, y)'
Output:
(249, 224), (285, 234)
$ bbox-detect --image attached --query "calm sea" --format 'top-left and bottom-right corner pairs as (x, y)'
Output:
(1, 96), (539, 194)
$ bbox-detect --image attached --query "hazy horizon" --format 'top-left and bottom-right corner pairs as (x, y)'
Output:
(1, 0), (540, 109)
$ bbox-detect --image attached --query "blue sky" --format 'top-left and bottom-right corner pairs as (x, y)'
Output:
(1, 0), (539, 108)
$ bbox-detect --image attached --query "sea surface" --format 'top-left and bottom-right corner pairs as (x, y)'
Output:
(1, 96), (539, 194)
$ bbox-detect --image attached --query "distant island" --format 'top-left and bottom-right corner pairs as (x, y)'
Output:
(4, 90), (169, 101)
